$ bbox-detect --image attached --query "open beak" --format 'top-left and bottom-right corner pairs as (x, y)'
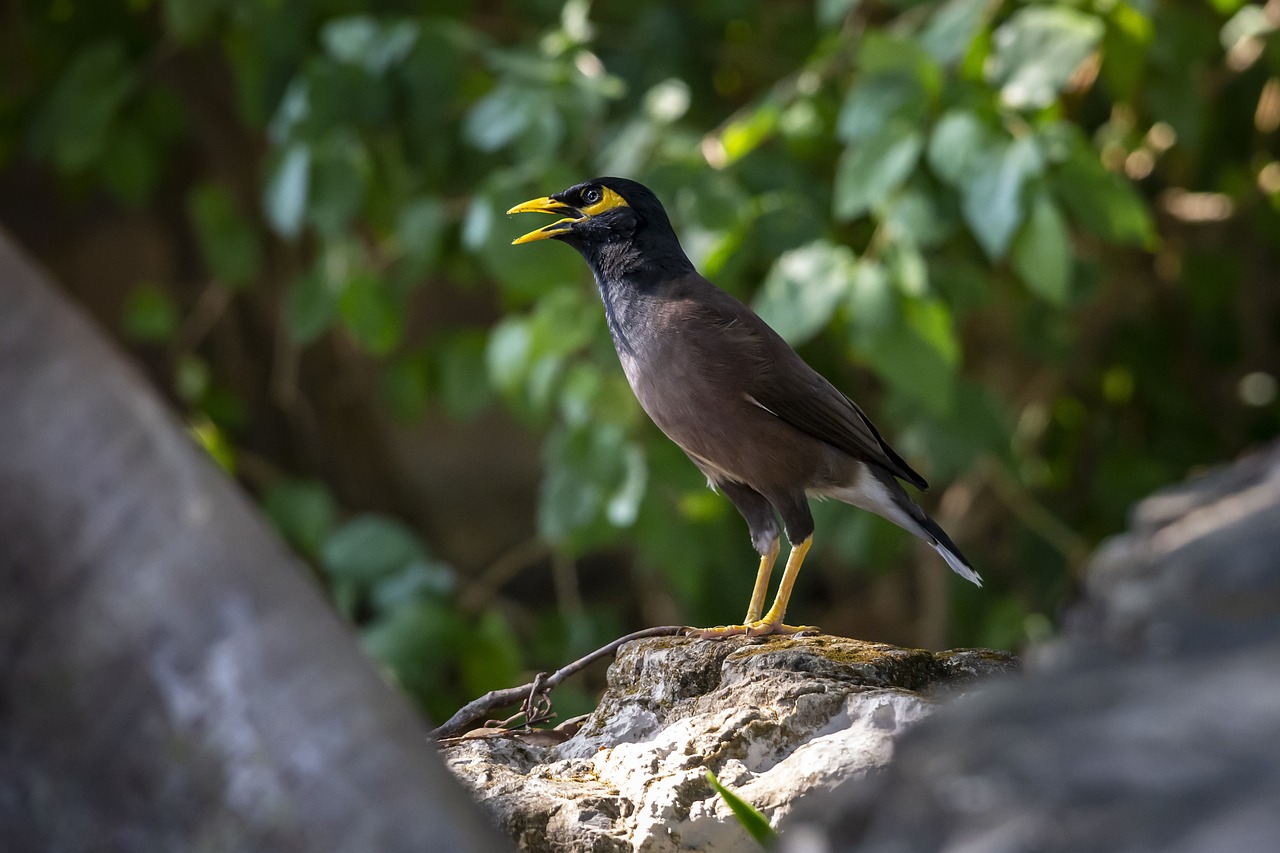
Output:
(506, 196), (583, 245)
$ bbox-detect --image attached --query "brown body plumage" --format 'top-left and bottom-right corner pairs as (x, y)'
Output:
(510, 177), (980, 636)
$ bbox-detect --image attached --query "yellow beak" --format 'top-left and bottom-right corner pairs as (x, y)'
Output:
(506, 196), (582, 245)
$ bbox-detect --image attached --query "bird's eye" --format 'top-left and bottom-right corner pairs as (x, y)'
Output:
(582, 187), (602, 205)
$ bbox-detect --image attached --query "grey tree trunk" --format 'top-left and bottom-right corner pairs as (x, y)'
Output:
(0, 231), (507, 852)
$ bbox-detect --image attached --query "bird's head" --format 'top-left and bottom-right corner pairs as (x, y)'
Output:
(507, 178), (690, 277)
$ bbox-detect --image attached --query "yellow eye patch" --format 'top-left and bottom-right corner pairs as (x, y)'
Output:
(579, 186), (629, 217)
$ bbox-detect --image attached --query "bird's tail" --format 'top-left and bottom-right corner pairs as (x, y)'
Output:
(822, 465), (983, 587)
(913, 508), (983, 588)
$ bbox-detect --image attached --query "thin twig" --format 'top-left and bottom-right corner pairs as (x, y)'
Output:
(456, 537), (552, 615)
(430, 625), (690, 740)
(978, 454), (1092, 572)
(170, 280), (232, 359)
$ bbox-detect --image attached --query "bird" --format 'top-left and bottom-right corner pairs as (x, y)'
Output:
(508, 177), (981, 638)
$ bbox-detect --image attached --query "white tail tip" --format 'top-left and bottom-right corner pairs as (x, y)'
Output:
(935, 543), (983, 587)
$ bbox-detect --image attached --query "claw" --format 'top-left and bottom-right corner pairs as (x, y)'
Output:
(690, 536), (818, 641)
(686, 620), (819, 640)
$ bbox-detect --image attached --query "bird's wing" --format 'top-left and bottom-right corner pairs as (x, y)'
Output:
(750, 372), (929, 490)
(676, 279), (929, 490)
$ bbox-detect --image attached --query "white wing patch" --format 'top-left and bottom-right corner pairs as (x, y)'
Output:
(743, 393), (779, 417)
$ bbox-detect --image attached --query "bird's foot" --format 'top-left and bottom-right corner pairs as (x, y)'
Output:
(686, 620), (819, 640)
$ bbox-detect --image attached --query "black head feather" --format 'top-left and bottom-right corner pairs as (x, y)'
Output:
(549, 177), (694, 283)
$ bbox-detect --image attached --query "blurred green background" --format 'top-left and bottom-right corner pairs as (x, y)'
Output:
(2, 0), (1277, 723)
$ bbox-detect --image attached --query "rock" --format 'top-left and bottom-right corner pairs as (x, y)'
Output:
(0, 230), (505, 852)
(443, 635), (1016, 852)
(1059, 439), (1280, 661)
(797, 440), (1280, 852)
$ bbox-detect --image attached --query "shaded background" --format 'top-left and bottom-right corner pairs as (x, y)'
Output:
(1, 0), (1277, 723)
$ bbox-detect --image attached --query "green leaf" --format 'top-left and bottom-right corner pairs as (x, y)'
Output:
(834, 122), (923, 221)
(189, 183), (262, 287)
(339, 274), (403, 355)
(369, 559), (455, 610)
(174, 354), (210, 403)
(268, 77), (310, 146)
(885, 238), (929, 298)
(921, 0), (994, 67)
(540, 429), (606, 543)
(122, 283), (179, 343)
(28, 40), (137, 174)
(460, 611), (523, 699)
(439, 331), (493, 420)
(927, 110), (996, 188)
(286, 271), (338, 344)
(904, 296), (960, 367)
(526, 287), (599, 360)
(857, 32), (941, 93)
(308, 137), (368, 236)
(322, 514), (426, 585)
(100, 123), (160, 203)
(464, 83), (542, 152)
(1011, 190), (1073, 305)
(930, 254), (993, 318)
(303, 57), (395, 133)
(557, 365), (602, 427)
(988, 7), (1105, 110)
(847, 259), (895, 333)
(718, 102), (781, 165)
(1101, 1), (1153, 101)
(321, 16), (420, 74)
(753, 240), (858, 345)
(381, 352), (431, 421)
(836, 76), (924, 144)
(899, 381), (1012, 480)
(961, 135), (1043, 260)
(360, 600), (466, 718)
(538, 423), (634, 543)
(606, 442), (648, 527)
(882, 180), (959, 248)
(263, 479), (336, 557)
(398, 196), (449, 273)
(857, 300), (959, 416)
(189, 417), (236, 473)
(264, 143), (311, 238)
(486, 316), (533, 395)
(706, 771), (776, 846)
(1053, 136), (1154, 247)
(461, 193), (494, 250)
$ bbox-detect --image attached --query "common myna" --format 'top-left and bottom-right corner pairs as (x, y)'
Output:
(509, 177), (981, 637)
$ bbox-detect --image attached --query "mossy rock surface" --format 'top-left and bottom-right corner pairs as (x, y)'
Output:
(443, 634), (1017, 853)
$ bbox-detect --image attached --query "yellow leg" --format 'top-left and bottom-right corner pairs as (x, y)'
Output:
(689, 537), (818, 639)
(753, 537), (812, 633)
(743, 539), (780, 623)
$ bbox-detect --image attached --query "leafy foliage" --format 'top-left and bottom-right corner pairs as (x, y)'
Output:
(4, 0), (1278, 724)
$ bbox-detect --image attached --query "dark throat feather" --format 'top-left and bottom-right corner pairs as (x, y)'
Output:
(585, 233), (693, 358)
